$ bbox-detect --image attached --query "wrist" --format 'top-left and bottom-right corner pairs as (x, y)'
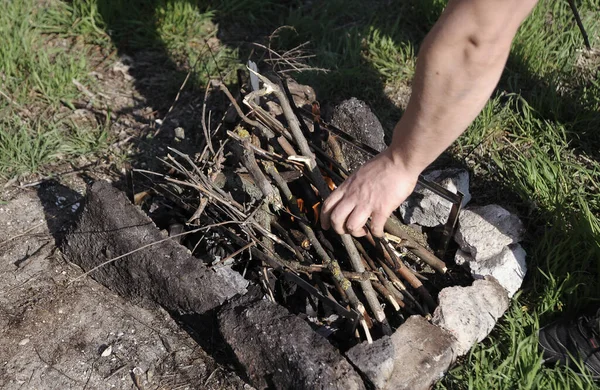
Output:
(382, 146), (422, 183)
(386, 127), (427, 179)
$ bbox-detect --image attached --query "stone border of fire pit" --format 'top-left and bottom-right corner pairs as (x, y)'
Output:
(62, 181), (526, 389)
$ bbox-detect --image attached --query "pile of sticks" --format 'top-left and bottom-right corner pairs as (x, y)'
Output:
(141, 69), (452, 344)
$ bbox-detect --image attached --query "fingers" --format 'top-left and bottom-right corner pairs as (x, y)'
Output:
(329, 202), (356, 235)
(345, 206), (371, 237)
(369, 211), (389, 238)
(320, 187), (344, 230)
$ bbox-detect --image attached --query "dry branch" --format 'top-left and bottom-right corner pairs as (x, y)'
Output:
(384, 216), (447, 274)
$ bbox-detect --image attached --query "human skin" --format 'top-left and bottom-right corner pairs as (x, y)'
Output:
(320, 0), (539, 237)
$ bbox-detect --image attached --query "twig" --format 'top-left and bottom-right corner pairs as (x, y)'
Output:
(374, 232), (436, 311)
(341, 233), (387, 323)
(104, 364), (128, 380)
(372, 281), (401, 311)
(271, 220), (307, 263)
(227, 130), (302, 168)
(353, 239), (405, 310)
(34, 348), (81, 384)
(69, 221), (243, 282)
(187, 146), (226, 224)
(378, 257), (426, 315)
(214, 80), (276, 139)
(0, 221), (46, 248)
(215, 242), (255, 265)
(251, 41), (328, 74)
(235, 134), (281, 209)
(247, 69), (316, 169)
(154, 71), (192, 137)
(255, 70), (387, 328)
(217, 80), (298, 157)
(72, 78), (96, 101)
(201, 79), (215, 154)
(18, 161), (99, 189)
(265, 163), (365, 316)
(384, 217), (447, 273)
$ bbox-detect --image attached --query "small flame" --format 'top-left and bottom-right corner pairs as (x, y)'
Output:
(312, 202), (321, 224)
(296, 198), (306, 213)
(324, 176), (336, 191)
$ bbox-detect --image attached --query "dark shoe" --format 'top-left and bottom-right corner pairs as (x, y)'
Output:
(538, 310), (600, 379)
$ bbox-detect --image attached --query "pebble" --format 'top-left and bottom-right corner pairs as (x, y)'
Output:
(174, 127), (185, 140)
(18, 338), (30, 346)
(100, 345), (112, 357)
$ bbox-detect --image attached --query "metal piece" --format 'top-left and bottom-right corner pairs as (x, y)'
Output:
(438, 191), (464, 258)
(283, 271), (360, 331)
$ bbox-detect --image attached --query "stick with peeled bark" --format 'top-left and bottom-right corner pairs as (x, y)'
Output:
(369, 231), (436, 311)
(233, 132), (282, 210)
(216, 80), (297, 156)
(265, 162), (374, 341)
(353, 239), (407, 309)
(251, 70), (387, 328)
(265, 164), (361, 303)
(356, 246), (403, 311)
(384, 216), (448, 274)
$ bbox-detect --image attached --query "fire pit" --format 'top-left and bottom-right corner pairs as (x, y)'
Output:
(62, 69), (527, 390)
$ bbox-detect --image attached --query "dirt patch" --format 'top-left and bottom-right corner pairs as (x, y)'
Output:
(0, 188), (250, 390)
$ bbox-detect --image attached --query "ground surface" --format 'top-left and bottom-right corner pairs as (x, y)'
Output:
(1, 0), (600, 389)
(0, 188), (250, 390)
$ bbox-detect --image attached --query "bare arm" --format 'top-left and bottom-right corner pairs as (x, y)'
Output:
(321, 0), (538, 237)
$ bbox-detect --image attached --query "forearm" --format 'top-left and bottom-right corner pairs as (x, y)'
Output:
(390, 0), (538, 175)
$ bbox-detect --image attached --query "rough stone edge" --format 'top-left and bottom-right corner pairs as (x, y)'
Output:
(61, 181), (243, 315)
(347, 277), (510, 389)
(346, 316), (459, 390)
(456, 244), (527, 298)
(432, 276), (510, 356)
(218, 296), (366, 390)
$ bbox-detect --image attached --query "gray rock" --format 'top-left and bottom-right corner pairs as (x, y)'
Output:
(455, 244), (527, 298)
(331, 98), (386, 172)
(218, 297), (365, 390)
(432, 277), (510, 355)
(173, 126), (185, 140)
(400, 168), (471, 227)
(346, 316), (458, 390)
(346, 337), (395, 389)
(454, 205), (525, 260)
(214, 265), (250, 295)
(62, 181), (245, 315)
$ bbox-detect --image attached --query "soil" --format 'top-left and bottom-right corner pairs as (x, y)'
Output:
(0, 187), (250, 390)
(1, 37), (253, 387)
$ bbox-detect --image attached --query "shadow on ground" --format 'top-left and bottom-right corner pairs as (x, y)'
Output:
(72, 0), (600, 384)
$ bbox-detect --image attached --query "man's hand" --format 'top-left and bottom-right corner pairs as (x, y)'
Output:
(320, 0), (538, 238)
(320, 148), (418, 237)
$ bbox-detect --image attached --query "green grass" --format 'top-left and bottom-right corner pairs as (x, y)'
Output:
(0, 0), (239, 180)
(2, 0), (600, 388)
(0, 0), (111, 179)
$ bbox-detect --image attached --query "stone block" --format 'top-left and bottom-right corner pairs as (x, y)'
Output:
(432, 277), (509, 355)
(455, 244), (527, 297)
(62, 181), (245, 315)
(400, 168), (471, 227)
(331, 98), (387, 172)
(346, 316), (458, 390)
(218, 297), (365, 390)
(455, 205), (525, 260)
